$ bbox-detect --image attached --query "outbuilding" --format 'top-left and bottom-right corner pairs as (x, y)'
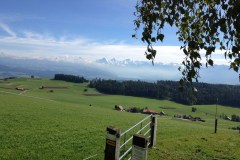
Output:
(115, 105), (124, 111)
(142, 109), (158, 115)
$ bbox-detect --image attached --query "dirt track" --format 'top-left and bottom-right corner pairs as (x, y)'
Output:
(82, 93), (107, 96)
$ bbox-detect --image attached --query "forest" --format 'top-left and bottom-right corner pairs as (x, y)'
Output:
(89, 79), (240, 108)
(54, 74), (88, 83)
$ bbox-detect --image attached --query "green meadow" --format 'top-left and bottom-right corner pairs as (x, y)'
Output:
(0, 78), (239, 159)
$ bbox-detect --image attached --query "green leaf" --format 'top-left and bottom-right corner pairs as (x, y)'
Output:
(179, 7), (185, 14)
(151, 49), (157, 58)
(232, 46), (239, 53)
(183, 48), (188, 55)
(200, 43), (204, 49)
(234, 58), (240, 65)
(194, 61), (201, 68)
(146, 54), (152, 60)
(188, 41), (196, 49)
(206, 47), (215, 56)
(220, 22), (227, 33)
(233, 66), (239, 72)
(222, 4), (228, 10)
(192, 52), (200, 59)
(157, 34), (164, 42)
(151, 37), (156, 42)
(188, 69), (196, 78)
(208, 59), (214, 66)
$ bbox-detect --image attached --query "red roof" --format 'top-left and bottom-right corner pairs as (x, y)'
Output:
(115, 105), (124, 110)
(142, 109), (157, 114)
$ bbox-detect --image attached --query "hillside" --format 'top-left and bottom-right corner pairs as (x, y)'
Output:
(0, 78), (239, 159)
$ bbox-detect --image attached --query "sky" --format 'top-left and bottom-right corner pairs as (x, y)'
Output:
(0, 0), (238, 84)
(0, 0), (224, 62)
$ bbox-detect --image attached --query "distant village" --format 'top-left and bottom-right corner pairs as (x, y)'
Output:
(114, 105), (166, 116)
(114, 105), (207, 123)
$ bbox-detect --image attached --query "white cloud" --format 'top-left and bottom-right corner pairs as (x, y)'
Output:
(0, 24), (230, 66)
(0, 22), (16, 37)
(22, 31), (45, 40)
(0, 32), (185, 64)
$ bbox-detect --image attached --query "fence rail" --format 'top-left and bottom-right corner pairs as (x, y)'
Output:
(104, 114), (157, 160)
(119, 114), (153, 160)
(120, 114), (152, 137)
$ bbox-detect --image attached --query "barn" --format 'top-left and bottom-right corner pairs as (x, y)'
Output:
(115, 105), (124, 111)
(142, 109), (158, 115)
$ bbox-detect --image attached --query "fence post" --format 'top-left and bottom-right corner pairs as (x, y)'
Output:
(131, 134), (149, 160)
(104, 126), (121, 160)
(149, 115), (157, 147)
(214, 119), (218, 133)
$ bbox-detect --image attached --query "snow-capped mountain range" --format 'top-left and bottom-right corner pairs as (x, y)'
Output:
(95, 57), (179, 67)
(0, 53), (239, 84)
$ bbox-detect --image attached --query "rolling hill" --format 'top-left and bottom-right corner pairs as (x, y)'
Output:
(0, 78), (239, 159)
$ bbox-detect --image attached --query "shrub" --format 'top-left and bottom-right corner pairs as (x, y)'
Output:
(127, 107), (142, 113)
(231, 114), (240, 122)
(39, 86), (44, 89)
(192, 107), (197, 112)
(131, 107), (141, 113)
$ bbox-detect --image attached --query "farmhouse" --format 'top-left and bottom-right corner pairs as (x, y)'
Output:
(224, 116), (231, 121)
(142, 109), (158, 115)
(115, 105), (124, 111)
(16, 87), (24, 91)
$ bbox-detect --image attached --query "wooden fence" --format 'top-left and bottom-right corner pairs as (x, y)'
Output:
(104, 114), (157, 160)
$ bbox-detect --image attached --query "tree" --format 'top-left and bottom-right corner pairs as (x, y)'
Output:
(133, 0), (240, 90)
(231, 114), (240, 122)
(192, 107), (197, 112)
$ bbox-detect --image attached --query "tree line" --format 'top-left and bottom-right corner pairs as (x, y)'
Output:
(89, 79), (240, 108)
(54, 74), (88, 83)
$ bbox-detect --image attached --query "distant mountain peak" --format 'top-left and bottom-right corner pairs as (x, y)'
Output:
(95, 57), (162, 67)
(95, 58), (109, 64)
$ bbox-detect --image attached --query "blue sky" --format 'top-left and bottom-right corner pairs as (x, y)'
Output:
(0, 0), (180, 43)
(0, 0), (139, 41)
(0, 0), (231, 66)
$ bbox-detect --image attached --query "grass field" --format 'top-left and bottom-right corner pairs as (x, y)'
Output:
(0, 78), (239, 159)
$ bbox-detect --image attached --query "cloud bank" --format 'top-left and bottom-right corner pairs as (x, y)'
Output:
(0, 22), (231, 66)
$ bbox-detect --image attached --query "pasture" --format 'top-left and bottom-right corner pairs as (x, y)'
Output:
(0, 78), (239, 159)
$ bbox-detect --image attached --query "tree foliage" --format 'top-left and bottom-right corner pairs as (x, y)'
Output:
(89, 79), (240, 107)
(133, 0), (240, 88)
(54, 74), (88, 83)
(231, 114), (240, 122)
